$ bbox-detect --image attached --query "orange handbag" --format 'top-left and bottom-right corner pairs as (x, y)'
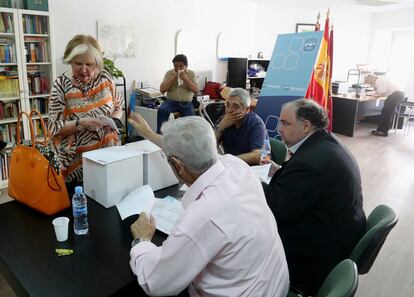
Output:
(8, 110), (70, 215)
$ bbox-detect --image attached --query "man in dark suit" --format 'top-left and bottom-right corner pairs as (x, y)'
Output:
(262, 98), (366, 296)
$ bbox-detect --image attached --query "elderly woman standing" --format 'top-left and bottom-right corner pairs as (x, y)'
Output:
(48, 34), (122, 191)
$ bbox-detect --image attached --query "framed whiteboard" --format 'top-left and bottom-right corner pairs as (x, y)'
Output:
(97, 20), (136, 58)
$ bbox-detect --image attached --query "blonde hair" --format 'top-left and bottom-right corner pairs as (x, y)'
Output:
(63, 35), (104, 71)
(364, 74), (378, 85)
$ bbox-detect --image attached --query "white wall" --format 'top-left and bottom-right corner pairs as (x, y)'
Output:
(254, 4), (373, 81)
(50, 0), (373, 92)
(50, 0), (257, 91)
(369, 7), (414, 100)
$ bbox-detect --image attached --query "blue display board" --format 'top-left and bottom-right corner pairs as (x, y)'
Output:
(255, 31), (323, 138)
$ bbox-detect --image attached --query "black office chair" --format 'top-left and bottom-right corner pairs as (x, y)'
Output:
(287, 259), (359, 297)
(349, 204), (398, 274)
(199, 101), (226, 126)
(392, 99), (414, 137)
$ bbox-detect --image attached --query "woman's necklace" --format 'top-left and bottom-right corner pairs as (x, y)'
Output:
(73, 76), (96, 95)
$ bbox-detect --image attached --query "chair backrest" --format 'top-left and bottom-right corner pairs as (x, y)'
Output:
(349, 204), (398, 274)
(204, 101), (226, 125)
(269, 137), (287, 165)
(316, 259), (358, 297)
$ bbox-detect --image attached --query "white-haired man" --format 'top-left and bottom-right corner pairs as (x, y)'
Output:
(214, 88), (267, 165)
(128, 114), (289, 297)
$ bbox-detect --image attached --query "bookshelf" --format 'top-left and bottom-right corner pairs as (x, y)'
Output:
(0, 8), (55, 188)
(227, 58), (270, 96)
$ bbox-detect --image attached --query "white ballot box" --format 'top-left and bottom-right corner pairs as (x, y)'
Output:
(125, 140), (178, 191)
(82, 146), (144, 208)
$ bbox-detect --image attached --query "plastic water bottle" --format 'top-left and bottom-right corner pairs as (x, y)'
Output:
(260, 136), (271, 163)
(72, 186), (88, 235)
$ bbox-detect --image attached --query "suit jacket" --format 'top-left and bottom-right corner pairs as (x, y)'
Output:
(262, 129), (366, 296)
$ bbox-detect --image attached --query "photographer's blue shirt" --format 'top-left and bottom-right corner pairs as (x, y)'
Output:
(220, 112), (267, 156)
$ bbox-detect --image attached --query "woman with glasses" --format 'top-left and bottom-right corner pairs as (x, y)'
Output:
(47, 34), (122, 192)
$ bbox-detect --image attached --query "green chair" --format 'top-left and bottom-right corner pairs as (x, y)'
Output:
(269, 137), (287, 165)
(287, 259), (358, 297)
(350, 204), (398, 274)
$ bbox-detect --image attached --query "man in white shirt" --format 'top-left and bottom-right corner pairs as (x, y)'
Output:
(128, 115), (289, 297)
(364, 74), (405, 136)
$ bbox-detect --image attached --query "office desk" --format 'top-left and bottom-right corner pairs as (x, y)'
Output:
(332, 94), (386, 137)
(0, 185), (182, 297)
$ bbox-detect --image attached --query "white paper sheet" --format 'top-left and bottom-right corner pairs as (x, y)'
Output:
(116, 185), (155, 220)
(98, 115), (118, 132)
(250, 164), (272, 184)
(179, 184), (189, 192)
(116, 186), (183, 235)
(151, 196), (183, 235)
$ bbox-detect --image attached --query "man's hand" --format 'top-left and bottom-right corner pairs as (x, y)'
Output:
(218, 111), (244, 130)
(128, 112), (163, 148)
(128, 112), (153, 136)
(260, 159), (281, 177)
(178, 70), (188, 81)
(130, 212), (156, 241)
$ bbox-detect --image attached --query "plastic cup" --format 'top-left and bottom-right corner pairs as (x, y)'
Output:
(52, 217), (69, 242)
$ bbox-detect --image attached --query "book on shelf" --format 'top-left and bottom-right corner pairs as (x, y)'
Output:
(0, 74), (20, 98)
(0, 123), (18, 145)
(31, 98), (48, 114)
(0, 12), (13, 33)
(0, 39), (15, 63)
(0, 100), (19, 119)
(0, 152), (11, 181)
(22, 15), (48, 35)
(24, 39), (49, 63)
(33, 118), (47, 138)
(27, 73), (49, 95)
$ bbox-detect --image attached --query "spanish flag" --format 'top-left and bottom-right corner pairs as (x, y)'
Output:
(305, 11), (333, 131)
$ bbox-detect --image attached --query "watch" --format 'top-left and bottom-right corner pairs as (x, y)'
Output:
(214, 125), (223, 134)
(131, 238), (141, 248)
(131, 237), (150, 248)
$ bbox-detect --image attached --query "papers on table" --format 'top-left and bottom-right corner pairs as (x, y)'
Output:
(151, 196), (183, 235)
(116, 185), (183, 235)
(116, 185), (155, 220)
(179, 184), (189, 192)
(251, 164), (272, 184)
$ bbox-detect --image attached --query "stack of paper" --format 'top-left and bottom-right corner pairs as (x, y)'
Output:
(116, 185), (183, 235)
(250, 164), (272, 184)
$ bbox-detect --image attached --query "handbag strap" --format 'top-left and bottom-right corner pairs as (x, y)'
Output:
(30, 109), (49, 146)
(16, 111), (35, 147)
(47, 162), (62, 192)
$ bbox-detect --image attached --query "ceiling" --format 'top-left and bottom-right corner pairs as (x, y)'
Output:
(246, 0), (414, 12)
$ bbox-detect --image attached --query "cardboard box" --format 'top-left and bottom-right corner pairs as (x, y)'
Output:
(24, 0), (48, 11)
(125, 140), (178, 191)
(82, 146), (143, 208)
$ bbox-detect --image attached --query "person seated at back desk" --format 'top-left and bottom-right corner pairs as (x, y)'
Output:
(213, 88), (267, 165)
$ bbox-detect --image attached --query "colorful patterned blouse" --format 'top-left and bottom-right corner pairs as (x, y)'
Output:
(48, 70), (121, 183)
